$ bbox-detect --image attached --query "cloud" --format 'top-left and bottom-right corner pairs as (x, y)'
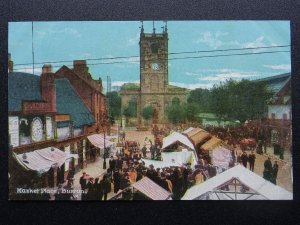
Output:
(36, 27), (81, 38)
(199, 69), (260, 82)
(127, 32), (140, 46)
(194, 31), (226, 49)
(194, 31), (272, 52)
(170, 82), (214, 90)
(263, 64), (291, 70)
(185, 72), (202, 76)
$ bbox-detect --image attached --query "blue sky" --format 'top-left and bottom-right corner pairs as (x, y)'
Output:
(9, 21), (291, 90)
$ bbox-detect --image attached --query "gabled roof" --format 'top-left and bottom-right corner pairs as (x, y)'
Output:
(132, 177), (172, 200)
(8, 72), (42, 112)
(182, 164), (292, 200)
(56, 65), (103, 94)
(162, 131), (195, 150)
(56, 78), (95, 128)
(200, 136), (222, 151)
(255, 73), (291, 93)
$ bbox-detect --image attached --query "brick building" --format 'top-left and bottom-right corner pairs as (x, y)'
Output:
(8, 60), (107, 190)
(55, 60), (107, 133)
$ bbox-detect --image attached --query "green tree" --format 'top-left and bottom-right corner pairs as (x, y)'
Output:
(142, 105), (153, 121)
(106, 91), (121, 119)
(210, 79), (273, 123)
(123, 99), (137, 118)
(166, 98), (186, 124)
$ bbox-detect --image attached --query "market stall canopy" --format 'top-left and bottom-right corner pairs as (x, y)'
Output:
(200, 136), (222, 151)
(211, 146), (233, 171)
(182, 164), (293, 200)
(14, 147), (78, 174)
(132, 177), (172, 200)
(142, 150), (197, 168)
(182, 127), (195, 134)
(162, 132), (195, 150)
(87, 134), (114, 149)
(188, 130), (211, 146)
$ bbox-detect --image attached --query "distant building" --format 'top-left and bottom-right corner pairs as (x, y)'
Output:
(266, 75), (291, 152)
(120, 24), (187, 125)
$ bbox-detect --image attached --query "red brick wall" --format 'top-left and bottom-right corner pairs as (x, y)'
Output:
(55, 66), (107, 133)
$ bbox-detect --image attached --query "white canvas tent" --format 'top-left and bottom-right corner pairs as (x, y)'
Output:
(14, 147), (78, 174)
(142, 150), (197, 168)
(182, 164), (292, 200)
(162, 132), (195, 150)
(132, 177), (172, 200)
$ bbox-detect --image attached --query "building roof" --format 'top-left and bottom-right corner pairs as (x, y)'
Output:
(255, 73), (291, 93)
(56, 78), (95, 128)
(200, 136), (222, 151)
(8, 72), (42, 112)
(182, 164), (292, 200)
(132, 176), (172, 200)
(120, 83), (140, 90)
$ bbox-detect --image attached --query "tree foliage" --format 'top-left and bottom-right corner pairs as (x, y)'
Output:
(209, 79), (273, 122)
(123, 99), (137, 118)
(185, 79), (273, 123)
(142, 105), (153, 121)
(106, 91), (121, 118)
(166, 98), (186, 124)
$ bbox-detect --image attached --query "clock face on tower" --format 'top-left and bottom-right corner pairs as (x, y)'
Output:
(31, 117), (43, 142)
(151, 63), (160, 71)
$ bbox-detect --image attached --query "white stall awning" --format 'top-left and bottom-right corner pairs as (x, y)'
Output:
(87, 134), (114, 149)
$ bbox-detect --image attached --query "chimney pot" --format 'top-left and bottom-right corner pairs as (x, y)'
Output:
(42, 64), (52, 74)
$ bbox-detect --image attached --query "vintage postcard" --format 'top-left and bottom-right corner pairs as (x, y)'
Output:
(8, 21), (292, 200)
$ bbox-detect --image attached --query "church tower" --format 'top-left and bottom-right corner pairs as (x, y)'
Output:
(138, 22), (169, 124)
(139, 22), (168, 94)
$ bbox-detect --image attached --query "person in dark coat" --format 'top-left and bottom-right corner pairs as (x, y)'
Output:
(271, 161), (279, 184)
(109, 156), (116, 171)
(94, 177), (103, 200)
(113, 169), (121, 193)
(100, 174), (111, 200)
(248, 151), (256, 172)
(263, 157), (273, 182)
(79, 172), (87, 190)
(86, 177), (96, 200)
(141, 145), (147, 158)
(150, 145), (156, 160)
(241, 151), (248, 168)
(146, 164), (158, 182)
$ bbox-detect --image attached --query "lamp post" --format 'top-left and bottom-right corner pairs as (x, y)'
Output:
(102, 113), (108, 170)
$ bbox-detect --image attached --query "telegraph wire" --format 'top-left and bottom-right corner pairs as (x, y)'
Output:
(13, 49), (290, 72)
(13, 44), (290, 67)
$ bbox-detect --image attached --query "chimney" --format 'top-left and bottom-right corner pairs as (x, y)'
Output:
(42, 64), (52, 74)
(41, 65), (56, 112)
(73, 60), (89, 76)
(8, 53), (13, 72)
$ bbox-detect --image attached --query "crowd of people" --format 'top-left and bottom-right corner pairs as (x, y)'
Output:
(52, 123), (285, 201)
(76, 148), (211, 200)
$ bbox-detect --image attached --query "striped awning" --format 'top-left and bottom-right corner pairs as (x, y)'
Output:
(132, 177), (172, 200)
(189, 131), (211, 146)
(201, 136), (222, 151)
(14, 147), (78, 173)
(87, 134), (114, 149)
